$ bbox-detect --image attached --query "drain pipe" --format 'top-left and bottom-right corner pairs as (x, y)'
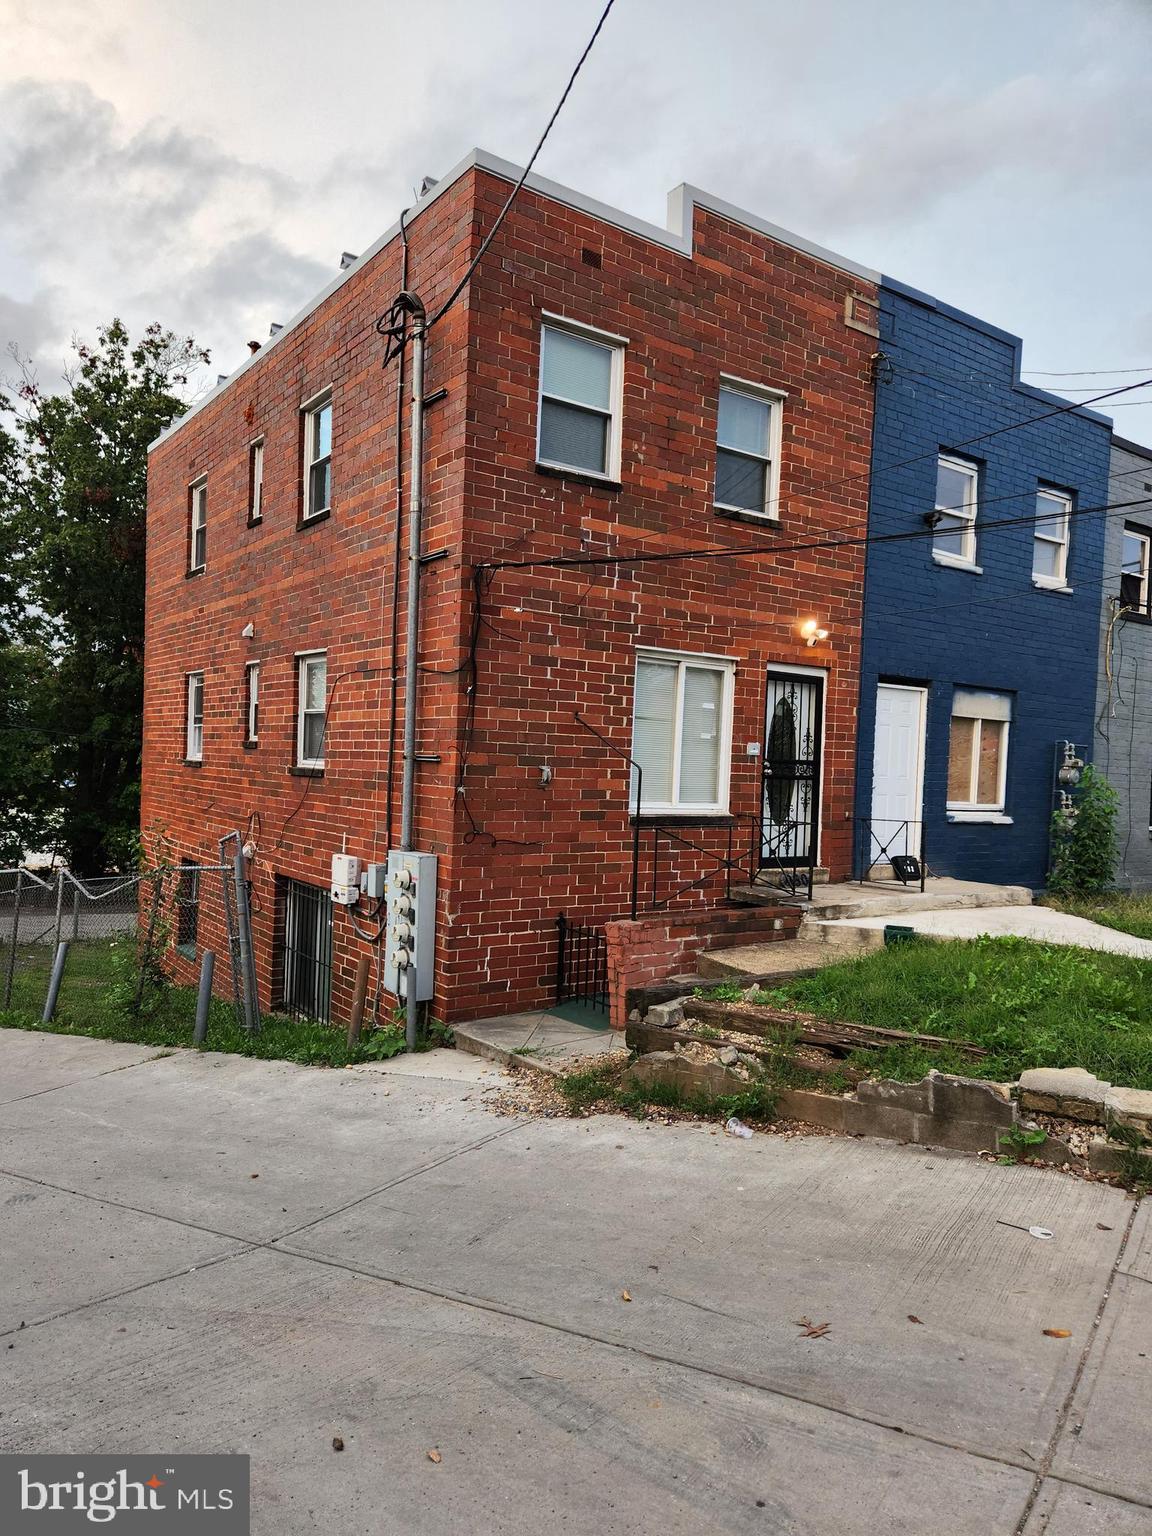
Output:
(398, 292), (427, 1050)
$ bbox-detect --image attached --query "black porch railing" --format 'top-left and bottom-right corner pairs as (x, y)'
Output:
(555, 914), (609, 1013)
(855, 818), (927, 890)
(635, 811), (816, 912)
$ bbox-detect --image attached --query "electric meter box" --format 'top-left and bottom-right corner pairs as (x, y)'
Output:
(384, 850), (437, 1000)
(330, 853), (362, 906)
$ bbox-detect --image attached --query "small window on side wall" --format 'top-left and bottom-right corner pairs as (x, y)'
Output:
(248, 439), (264, 524)
(537, 321), (623, 479)
(188, 478), (207, 572)
(1121, 526), (1151, 617)
(296, 652), (327, 768)
(185, 672), (204, 762)
(630, 651), (734, 816)
(947, 689), (1011, 812)
(302, 394), (332, 521)
(715, 381), (782, 519)
(1033, 487), (1071, 587)
(933, 455), (979, 567)
(244, 661), (260, 744)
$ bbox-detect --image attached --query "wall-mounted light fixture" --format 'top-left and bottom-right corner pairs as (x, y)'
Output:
(241, 622), (255, 639)
(800, 618), (829, 648)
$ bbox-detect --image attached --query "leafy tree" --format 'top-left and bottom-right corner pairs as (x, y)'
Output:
(2, 321), (208, 872)
(1048, 763), (1119, 897)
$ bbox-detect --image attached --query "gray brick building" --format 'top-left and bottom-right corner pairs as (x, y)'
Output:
(1096, 436), (1152, 888)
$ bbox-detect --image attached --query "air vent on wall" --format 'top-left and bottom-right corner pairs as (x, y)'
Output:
(581, 247), (603, 269)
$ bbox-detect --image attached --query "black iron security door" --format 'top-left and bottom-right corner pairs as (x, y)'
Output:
(761, 672), (823, 885)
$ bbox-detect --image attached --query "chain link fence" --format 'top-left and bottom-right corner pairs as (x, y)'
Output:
(0, 863), (254, 1040)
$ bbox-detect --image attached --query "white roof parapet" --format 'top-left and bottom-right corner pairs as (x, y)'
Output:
(149, 147), (879, 451)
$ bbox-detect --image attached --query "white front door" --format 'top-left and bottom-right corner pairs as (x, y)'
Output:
(870, 685), (926, 862)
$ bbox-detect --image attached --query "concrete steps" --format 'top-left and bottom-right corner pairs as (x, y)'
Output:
(696, 941), (832, 983)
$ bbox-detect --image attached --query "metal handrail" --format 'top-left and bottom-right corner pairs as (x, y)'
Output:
(574, 711), (643, 920)
(855, 818), (927, 891)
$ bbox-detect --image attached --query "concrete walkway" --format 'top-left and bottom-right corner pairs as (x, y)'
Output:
(826, 903), (1152, 958)
(1, 1027), (1149, 1534)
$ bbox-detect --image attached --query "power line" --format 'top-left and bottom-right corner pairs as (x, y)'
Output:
(482, 492), (1152, 577)
(426, 0), (618, 331)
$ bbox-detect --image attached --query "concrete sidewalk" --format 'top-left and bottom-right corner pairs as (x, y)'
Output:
(0, 1028), (1148, 1535)
(824, 902), (1152, 957)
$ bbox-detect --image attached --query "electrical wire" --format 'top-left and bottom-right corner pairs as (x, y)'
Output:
(426, 0), (619, 331)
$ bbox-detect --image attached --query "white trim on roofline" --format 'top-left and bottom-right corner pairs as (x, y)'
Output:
(150, 148), (880, 452)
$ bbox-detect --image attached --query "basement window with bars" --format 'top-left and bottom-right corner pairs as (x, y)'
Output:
(947, 689), (1011, 813)
(536, 319), (623, 480)
(280, 877), (333, 1024)
(630, 650), (734, 816)
(714, 380), (783, 519)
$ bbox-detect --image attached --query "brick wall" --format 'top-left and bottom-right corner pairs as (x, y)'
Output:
(855, 281), (1114, 890)
(143, 161), (877, 1028)
(603, 906), (803, 1030)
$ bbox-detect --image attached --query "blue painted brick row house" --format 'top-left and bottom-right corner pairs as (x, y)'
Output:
(855, 278), (1113, 890)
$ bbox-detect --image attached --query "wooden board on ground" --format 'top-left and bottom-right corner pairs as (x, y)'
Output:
(625, 1018), (865, 1083)
(682, 998), (987, 1060)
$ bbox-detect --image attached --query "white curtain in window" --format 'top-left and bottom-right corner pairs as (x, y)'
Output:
(633, 660), (676, 804)
(679, 666), (723, 803)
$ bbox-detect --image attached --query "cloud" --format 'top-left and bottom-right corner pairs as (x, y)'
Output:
(0, 78), (330, 373)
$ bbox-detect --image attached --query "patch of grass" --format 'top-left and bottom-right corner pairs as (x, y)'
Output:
(555, 1058), (779, 1124)
(0, 938), (414, 1068)
(769, 934), (1152, 1089)
(692, 982), (746, 1002)
(1040, 891), (1152, 943)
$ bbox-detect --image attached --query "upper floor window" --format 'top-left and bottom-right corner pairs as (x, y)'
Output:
(296, 652), (327, 768)
(185, 672), (204, 762)
(188, 478), (207, 572)
(1033, 488), (1071, 588)
(947, 689), (1011, 813)
(248, 438), (264, 524)
(715, 381), (783, 520)
(630, 650), (734, 816)
(244, 661), (260, 745)
(537, 320), (623, 480)
(1122, 526), (1151, 616)
(933, 455), (979, 569)
(302, 393), (332, 521)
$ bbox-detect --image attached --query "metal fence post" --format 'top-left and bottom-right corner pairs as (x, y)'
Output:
(42, 941), (70, 1023)
(52, 867), (65, 952)
(4, 869), (23, 1010)
(232, 849), (260, 1035)
(193, 950), (215, 1045)
(70, 886), (81, 942)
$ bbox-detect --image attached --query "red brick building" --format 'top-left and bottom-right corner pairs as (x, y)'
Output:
(143, 150), (879, 1029)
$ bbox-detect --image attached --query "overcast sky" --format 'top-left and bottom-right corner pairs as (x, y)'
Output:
(3, 0), (1152, 440)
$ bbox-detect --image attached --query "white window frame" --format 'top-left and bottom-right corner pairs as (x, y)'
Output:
(1032, 486), (1071, 589)
(185, 671), (204, 762)
(295, 651), (327, 769)
(188, 477), (207, 572)
(535, 315), (625, 482)
(932, 454), (980, 570)
(244, 660), (260, 744)
(301, 390), (332, 522)
(630, 648), (735, 817)
(947, 690), (1011, 814)
(248, 437), (264, 523)
(1121, 526), (1151, 616)
(714, 375), (785, 521)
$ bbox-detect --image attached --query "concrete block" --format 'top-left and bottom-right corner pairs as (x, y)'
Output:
(1018, 1067), (1112, 1122)
(644, 999), (685, 1029)
(1103, 1086), (1152, 1133)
